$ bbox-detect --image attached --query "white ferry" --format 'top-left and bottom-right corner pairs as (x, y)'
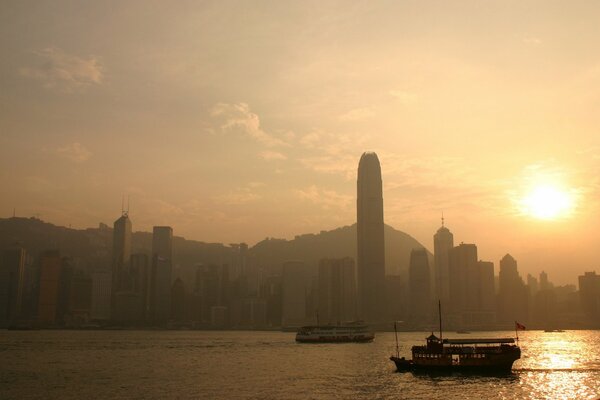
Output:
(295, 322), (374, 343)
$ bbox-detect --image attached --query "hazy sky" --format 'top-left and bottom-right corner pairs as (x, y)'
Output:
(2, 1), (600, 284)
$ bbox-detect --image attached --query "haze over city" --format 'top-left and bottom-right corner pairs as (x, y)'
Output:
(2, 1), (600, 287)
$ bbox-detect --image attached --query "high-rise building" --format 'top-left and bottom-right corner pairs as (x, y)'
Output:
(433, 219), (454, 305)
(448, 243), (478, 317)
(356, 151), (386, 322)
(91, 268), (111, 321)
(497, 254), (529, 325)
(281, 260), (309, 327)
(578, 271), (600, 324)
(150, 226), (173, 325)
(192, 264), (229, 326)
(477, 260), (496, 326)
(317, 257), (357, 324)
(0, 247), (26, 327)
(38, 250), (62, 325)
(111, 210), (132, 319)
(408, 248), (432, 326)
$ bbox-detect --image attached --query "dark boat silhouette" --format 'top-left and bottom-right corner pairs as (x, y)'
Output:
(390, 301), (521, 374)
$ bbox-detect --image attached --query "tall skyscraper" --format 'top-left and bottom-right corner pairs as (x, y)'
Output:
(150, 226), (173, 324)
(356, 151), (386, 322)
(498, 254), (529, 325)
(38, 250), (62, 325)
(408, 248), (432, 326)
(578, 271), (600, 324)
(447, 243), (478, 326)
(433, 218), (454, 305)
(0, 247), (26, 327)
(111, 209), (132, 319)
(318, 257), (357, 324)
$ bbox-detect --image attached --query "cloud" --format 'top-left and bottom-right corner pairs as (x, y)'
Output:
(259, 150), (287, 161)
(210, 102), (288, 147)
(295, 185), (353, 210)
(389, 89), (418, 104)
(214, 187), (262, 205)
(20, 47), (103, 91)
(339, 107), (375, 121)
(55, 142), (92, 162)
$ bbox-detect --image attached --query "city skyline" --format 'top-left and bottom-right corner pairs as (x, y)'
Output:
(2, 2), (600, 286)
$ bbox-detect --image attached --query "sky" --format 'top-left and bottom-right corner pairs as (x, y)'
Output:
(1, 1), (600, 284)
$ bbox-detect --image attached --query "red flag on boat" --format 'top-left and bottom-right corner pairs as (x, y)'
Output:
(515, 321), (526, 330)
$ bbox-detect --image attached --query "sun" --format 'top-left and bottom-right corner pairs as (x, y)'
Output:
(519, 185), (575, 220)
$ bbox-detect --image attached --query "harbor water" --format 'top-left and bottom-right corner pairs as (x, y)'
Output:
(1, 330), (599, 399)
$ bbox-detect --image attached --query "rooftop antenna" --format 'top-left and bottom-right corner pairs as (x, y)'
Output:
(441, 211), (445, 227)
(121, 195), (125, 216)
(127, 195), (130, 215)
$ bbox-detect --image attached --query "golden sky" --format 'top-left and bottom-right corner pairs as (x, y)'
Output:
(1, 1), (599, 284)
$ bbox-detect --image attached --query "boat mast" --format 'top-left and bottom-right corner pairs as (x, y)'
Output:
(394, 321), (399, 358)
(438, 300), (443, 342)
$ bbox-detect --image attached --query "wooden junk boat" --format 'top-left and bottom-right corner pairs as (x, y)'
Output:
(390, 302), (521, 374)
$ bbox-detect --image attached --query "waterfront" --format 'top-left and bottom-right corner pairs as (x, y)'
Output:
(1, 330), (599, 399)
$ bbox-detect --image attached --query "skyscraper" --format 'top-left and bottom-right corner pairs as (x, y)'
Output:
(0, 247), (26, 327)
(356, 151), (386, 322)
(433, 218), (454, 305)
(150, 226), (173, 325)
(408, 248), (432, 326)
(318, 257), (357, 324)
(498, 254), (529, 325)
(111, 209), (132, 320)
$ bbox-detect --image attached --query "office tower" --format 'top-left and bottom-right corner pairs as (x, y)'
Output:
(171, 278), (186, 323)
(433, 218), (454, 305)
(91, 268), (111, 321)
(0, 247), (26, 327)
(356, 151), (386, 322)
(408, 248), (432, 325)
(111, 210), (132, 319)
(448, 243), (477, 314)
(578, 271), (600, 324)
(527, 274), (539, 297)
(192, 264), (229, 326)
(38, 250), (62, 325)
(540, 271), (550, 291)
(318, 257), (357, 324)
(67, 269), (92, 325)
(281, 260), (309, 327)
(150, 226), (173, 324)
(478, 260), (496, 326)
(498, 254), (529, 325)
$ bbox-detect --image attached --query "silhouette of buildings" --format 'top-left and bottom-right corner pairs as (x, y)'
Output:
(91, 268), (111, 321)
(150, 226), (173, 324)
(356, 151), (386, 323)
(317, 257), (357, 324)
(433, 219), (453, 306)
(497, 254), (529, 326)
(111, 210), (132, 319)
(0, 247), (26, 327)
(281, 260), (309, 327)
(579, 271), (600, 325)
(37, 250), (63, 325)
(408, 248), (432, 326)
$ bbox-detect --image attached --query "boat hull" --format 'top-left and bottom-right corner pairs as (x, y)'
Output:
(390, 351), (520, 374)
(296, 335), (374, 343)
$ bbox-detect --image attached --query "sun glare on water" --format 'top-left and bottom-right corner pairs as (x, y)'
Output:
(519, 185), (575, 220)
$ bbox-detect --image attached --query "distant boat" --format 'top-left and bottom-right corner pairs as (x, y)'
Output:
(456, 330), (471, 334)
(543, 329), (565, 333)
(295, 321), (374, 343)
(390, 301), (521, 374)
